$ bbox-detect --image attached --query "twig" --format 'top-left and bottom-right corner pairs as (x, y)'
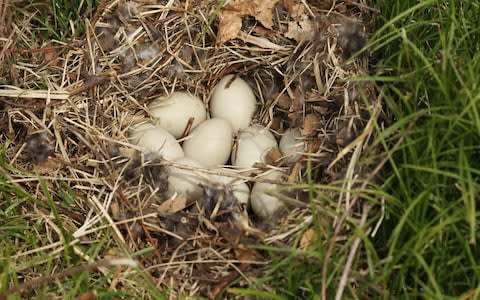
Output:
(90, 0), (107, 27)
(141, 221), (163, 261)
(334, 203), (371, 300)
(208, 263), (252, 299)
(344, 0), (381, 14)
(69, 73), (113, 96)
(0, 88), (69, 100)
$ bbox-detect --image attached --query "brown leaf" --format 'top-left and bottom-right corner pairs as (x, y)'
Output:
(287, 160), (302, 183)
(35, 157), (63, 174)
(285, 16), (315, 42)
(300, 227), (316, 250)
(264, 146), (282, 165)
(75, 291), (97, 300)
(280, 0), (305, 18)
(44, 48), (57, 62)
(234, 247), (258, 262)
(280, 0), (317, 42)
(217, 0), (280, 46)
(110, 201), (121, 220)
(270, 116), (283, 132)
(157, 194), (187, 213)
(301, 113), (320, 136)
(276, 93), (292, 110)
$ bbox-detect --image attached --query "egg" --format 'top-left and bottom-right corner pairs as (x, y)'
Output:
(210, 74), (257, 132)
(212, 172), (250, 206)
(130, 123), (184, 160)
(182, 118), (234, 167)
(279, 128), (305, 164)
(232, 124), (278, 170)
(148, 92), (206, 138)
(250, 169), (286, 220)
(129, 121), (155, 142)
(168, 157), (205, 202)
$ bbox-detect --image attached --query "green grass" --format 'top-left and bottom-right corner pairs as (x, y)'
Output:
(13, 0), (98, 42)
(241, 0), (480, 298)
(368, 0), (480, 298)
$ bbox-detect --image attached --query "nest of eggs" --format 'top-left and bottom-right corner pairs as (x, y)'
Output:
(0, 0), (386, 298)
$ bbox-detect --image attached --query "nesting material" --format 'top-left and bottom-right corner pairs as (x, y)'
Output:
(0, 0), (381, 298)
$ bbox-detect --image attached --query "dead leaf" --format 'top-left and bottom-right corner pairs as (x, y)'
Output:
(301, 113), (320, 136)
(280, 0), (305, 18)
(270, 116), (282, 132)
(75, 291), (97, 300)
(110, 201), (121, 220)
(264, 146), (282, 165)
(217, 0), (280, 46)
(157, 194), (187, 213)
(312, 104), (329, 115)
(275, 93), (292, 110)
(35, 157), (63, 173)
(279, 0), (317, 42)
(44, 48), (57, 62)
(234, 247), (258, 262)
(285, 16), (315, 42)
(300, 227), (316, 249)
(287, 160), (302, 183)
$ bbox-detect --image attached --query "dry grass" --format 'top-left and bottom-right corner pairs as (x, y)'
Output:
(0, 0), (384, 298)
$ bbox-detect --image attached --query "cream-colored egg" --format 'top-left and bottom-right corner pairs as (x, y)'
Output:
(210, 74), (257, 132)
(168, 157), (205, 202)
(149, 92), (206, 138)
(129, 121), (156, 144)
(130, 124), (184, 160)
(212, 172), (250, 206)
(183, 118), (234, 167)
(279, 128), (305, 164)
(232, 124), (278, 170)
(251, 169), (286, 219)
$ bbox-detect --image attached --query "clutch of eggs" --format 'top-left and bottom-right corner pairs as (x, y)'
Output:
(129, 74), (302, 219)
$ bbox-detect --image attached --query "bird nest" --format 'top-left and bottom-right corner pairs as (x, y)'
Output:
(0, 0), (385, 298)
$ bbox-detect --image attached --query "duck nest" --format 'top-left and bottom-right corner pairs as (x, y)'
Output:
(0, 0), (387, 298)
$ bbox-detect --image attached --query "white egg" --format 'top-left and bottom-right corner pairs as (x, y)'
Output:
(129, 121), (156, 143)
(279, 128), (305, 164)
(251, 169), (286, 220)
(210, 74), (257, 132)
(130, 124), (184, 160)
(183, 118), (234, 167)
(212, 172), (250, 206)
(232, 124), (278, 170)
(168, 157), (205, 202)
(148, 92), (207, 138)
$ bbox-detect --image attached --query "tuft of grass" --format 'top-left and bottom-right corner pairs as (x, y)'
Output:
(13, 0), (98, 42)
(367, 0), (480, 297)
(240, 0), (480, 298)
